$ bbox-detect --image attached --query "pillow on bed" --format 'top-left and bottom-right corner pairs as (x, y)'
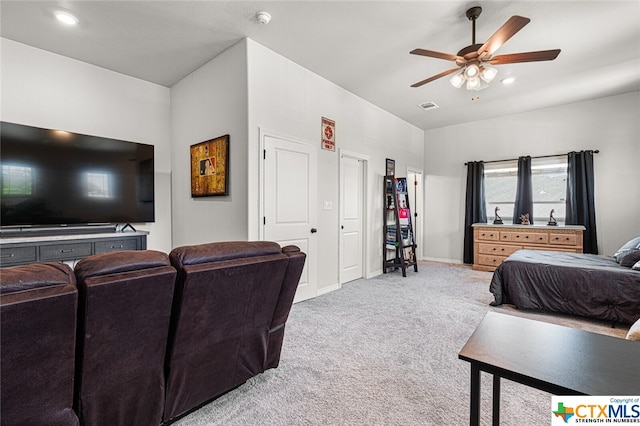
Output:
(613, 237), (640, 263)
(627, 318), (640, 341)
(633, 260), (640, 271)
(619, 249), (640, 268)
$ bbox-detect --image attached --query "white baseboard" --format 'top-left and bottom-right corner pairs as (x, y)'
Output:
(422, 256), (464, 265)
(367, 269), (383, 278)
(317, 283), (341, 296)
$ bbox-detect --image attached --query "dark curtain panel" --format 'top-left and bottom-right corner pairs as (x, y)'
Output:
(463, 161), (486, 264)
(566, 150), (598, 254)
(513, 156), (534, 224)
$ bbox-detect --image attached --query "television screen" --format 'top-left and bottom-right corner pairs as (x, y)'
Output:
(1, 121), (154, 227)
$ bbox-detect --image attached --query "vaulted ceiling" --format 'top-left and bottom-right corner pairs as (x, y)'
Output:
(2, 1), (639, 130)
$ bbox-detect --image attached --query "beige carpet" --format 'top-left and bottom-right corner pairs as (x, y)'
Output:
(173, 261), (631, 426)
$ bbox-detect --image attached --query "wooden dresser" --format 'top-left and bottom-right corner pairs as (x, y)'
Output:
(472, 224), (585, 272)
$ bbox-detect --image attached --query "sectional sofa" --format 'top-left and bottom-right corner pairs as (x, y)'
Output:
(0, 241), (306, 425)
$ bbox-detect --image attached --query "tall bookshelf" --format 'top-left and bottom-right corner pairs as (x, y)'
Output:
(383, 176), (418, 277)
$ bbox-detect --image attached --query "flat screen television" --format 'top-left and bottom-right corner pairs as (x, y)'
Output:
(1, 121), (154, 229)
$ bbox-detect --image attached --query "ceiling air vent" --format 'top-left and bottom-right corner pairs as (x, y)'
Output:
(417, 101), (439, 111)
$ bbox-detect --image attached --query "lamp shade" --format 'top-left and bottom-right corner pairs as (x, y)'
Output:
(450, 72), (465, 89)
(480, 65), (498, 83)
(464, 64), (480, 79)
(466, 77), (481, 90)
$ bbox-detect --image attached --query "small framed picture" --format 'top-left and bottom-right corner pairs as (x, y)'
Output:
(190, 134), (229, 196)
(386, 158), (395, 177)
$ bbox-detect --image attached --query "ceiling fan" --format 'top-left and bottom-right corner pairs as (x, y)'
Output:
(410, 6), (560, 90)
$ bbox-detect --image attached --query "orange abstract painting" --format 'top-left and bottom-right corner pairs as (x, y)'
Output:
(190, 134), (229, 196)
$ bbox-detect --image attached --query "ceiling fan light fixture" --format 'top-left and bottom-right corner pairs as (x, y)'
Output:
(480, 65), (497, 83)
(466, 77), (481, 91)
(450, 72), (465, 89)
(464, 64), (480, 79)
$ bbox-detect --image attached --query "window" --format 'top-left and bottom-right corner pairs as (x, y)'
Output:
(531, 157), (567, 225)
(86, 172), (111, 198)
(2, 164), (33, 196)
(484, 160), (517, 223)
(484, 156), (567, 225)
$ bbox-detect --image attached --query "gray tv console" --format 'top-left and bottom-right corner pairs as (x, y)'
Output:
(0, 231), (148, 267)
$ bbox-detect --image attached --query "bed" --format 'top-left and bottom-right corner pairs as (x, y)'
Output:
(489, 249), (640, 325)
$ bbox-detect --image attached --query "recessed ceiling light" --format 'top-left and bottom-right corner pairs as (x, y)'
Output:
(501, 77), (516, 85)
(54, 11), (79, 26)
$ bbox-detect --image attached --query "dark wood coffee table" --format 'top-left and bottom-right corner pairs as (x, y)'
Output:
(458, 311), (640, 426)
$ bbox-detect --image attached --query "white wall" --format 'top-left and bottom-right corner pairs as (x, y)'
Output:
(170, 40), (249, 246)
(0, 38), (173, 252)
(246, 39), (424, 293)
(423, 91), (640, 262)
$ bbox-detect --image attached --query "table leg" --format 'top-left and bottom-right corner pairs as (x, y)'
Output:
(493, 375), (501, 426)
(470, 363), (480, 426)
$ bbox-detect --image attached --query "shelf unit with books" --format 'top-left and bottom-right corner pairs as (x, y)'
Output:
(383, 176), (418, 277)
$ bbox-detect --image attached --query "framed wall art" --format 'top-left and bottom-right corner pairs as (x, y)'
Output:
(190, 134), (229, 197)
(386, 158), (395, 177)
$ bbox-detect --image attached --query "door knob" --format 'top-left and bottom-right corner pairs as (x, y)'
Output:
(310, 228), (317, 233)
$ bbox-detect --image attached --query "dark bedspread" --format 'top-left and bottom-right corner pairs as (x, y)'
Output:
(490, 250), (640, 324)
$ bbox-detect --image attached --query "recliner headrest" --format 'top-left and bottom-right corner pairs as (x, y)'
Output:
(170, 241), (283, 267)
(74, 250), (171, 280)
(0, 262), (75, 294)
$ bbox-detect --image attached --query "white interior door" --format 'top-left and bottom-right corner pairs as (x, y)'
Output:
(339, 153), (364, 284)
(407, 169), (423, 260)
(263, 134), (317, 303)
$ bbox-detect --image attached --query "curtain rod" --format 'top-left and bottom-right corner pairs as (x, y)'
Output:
(464, 150), (599, 166)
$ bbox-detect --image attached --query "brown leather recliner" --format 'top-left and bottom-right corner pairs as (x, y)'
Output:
(73, 250), (177, 426)
(163, 241), (306, 422)
(0, 262), (79, 426)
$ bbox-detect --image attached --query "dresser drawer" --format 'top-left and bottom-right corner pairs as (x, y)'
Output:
(476, 229), (499, 241)
(40, 242), (92, 261)
(549, 233), (578, 246)
(477, 254), (506, 268)
(94, 239), (139, 254)
(0, 246), (37, 265)
(500, 231), (548, 245)
(478, 243), (521, 257)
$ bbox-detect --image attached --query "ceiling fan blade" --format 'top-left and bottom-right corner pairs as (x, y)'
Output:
(411, 67), (461, 88)
(478, 15), (530, 59)
(410, 48), (462, 63)
(488, 49), (561, 64)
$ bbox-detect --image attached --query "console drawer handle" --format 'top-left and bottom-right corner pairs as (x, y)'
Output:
(60, 249), (74, 253)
